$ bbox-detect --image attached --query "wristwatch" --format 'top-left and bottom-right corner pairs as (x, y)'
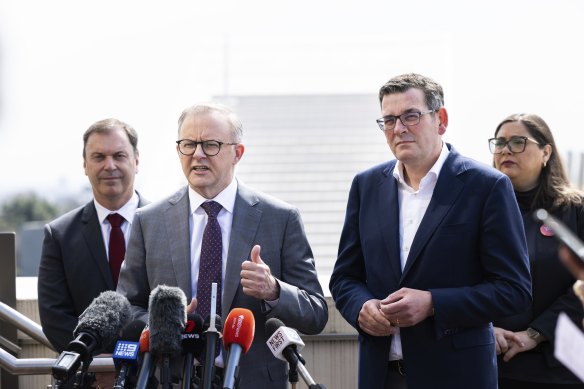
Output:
(526, 327), (544, 342)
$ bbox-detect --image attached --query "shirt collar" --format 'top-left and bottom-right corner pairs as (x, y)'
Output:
(94, 191), (140, 224)
(392, 142), (450, 185)
(188, 178), (238, 215)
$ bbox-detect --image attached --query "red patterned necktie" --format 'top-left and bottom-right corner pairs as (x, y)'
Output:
(196, 201), (223, 320)
(107, 213), (126, 288)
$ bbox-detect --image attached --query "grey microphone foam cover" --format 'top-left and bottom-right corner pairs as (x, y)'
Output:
(148, 285), (187, 355)
(74, 290), (132, 350)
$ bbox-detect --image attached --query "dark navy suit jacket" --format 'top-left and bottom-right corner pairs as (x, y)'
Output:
(330, 145), (532, 389)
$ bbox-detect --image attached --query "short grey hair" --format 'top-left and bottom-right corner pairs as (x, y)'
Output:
(378, 73), (444, 111)
(177, 102), (243, 143)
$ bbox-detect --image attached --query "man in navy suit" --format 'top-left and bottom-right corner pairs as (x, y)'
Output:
(330, 73), (532, 389)
(38, 118), (148, 353)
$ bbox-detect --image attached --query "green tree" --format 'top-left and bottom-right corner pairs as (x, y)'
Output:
(0, 192), (59, 232)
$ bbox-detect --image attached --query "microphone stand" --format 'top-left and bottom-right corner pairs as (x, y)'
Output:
(202, 283), (221, 389)
(287, 348), (299, 389)
(288, 348), (327, 389)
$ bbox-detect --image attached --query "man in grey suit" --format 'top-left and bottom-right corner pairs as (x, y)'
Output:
(117, 103), (328, 388)
(38, 118), (148, 353)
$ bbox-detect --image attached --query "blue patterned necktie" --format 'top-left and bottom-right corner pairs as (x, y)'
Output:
(196, 201), (223, 320)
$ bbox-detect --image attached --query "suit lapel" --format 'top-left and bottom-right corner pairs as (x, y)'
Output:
(223, 184), (262, 314)
(165, 188), (193, 298)
(377, 163), (403, 286)
(401, 150), (465, 280)
(80, 202), (114, 289)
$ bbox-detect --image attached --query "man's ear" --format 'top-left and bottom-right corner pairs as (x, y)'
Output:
(233, 144), (245, 164)
(438, 107), (448, 135)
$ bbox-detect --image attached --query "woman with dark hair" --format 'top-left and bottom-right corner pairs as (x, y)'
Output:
(489, 113), (584, 388)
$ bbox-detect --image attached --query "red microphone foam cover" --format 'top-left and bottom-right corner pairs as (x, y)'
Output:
(140, 327), (150, 352)
(222, 308), (255, 353)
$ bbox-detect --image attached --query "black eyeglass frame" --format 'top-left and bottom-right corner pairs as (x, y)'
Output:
(487, 136), (541, 155)
(176, 139), (239, 157)
(376, 109), (436, 131)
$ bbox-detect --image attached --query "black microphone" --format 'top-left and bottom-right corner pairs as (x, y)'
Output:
(52, 291), (131, 383)
(265, 318), (326, 389)
(113, 319), (147, 389)
(201, 314), (223, 389)
(148, 285), (187, 389)
(181, 313), (204, 389)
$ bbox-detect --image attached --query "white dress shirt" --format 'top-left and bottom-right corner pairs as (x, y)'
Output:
(94, 191), (140, 262)
(389, 143), (449, 360)
(188, 179), (237, 303)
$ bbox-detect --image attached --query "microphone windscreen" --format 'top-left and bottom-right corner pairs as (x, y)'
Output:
(182, 313), (204, 356)
(121, 320), (147, 342)
(139, 326), (150, 352)
(265, 318), (305, 361)
(148, 285), (187, 355)
(74, 291), (132, 347)
(223, 308), (255, 353)
(265, 317), (285, 337)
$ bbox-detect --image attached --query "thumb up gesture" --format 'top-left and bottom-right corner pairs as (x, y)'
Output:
(241, 245), (280, 301)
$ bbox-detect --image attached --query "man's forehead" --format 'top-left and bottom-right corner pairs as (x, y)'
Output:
(86, 130), (131, 151)
(381, 89), (426, 110)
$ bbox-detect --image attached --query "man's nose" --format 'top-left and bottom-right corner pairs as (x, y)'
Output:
(393, 118), (408, 134)
(104, 156), (117, 169)
(192, 143), (207, 158)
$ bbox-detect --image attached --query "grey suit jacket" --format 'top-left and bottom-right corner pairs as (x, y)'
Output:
(117, 182), (328, 389)
(38, 193), (149, 353)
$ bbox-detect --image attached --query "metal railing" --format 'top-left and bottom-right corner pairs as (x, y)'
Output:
(0, 347), (113, 375)
(0, 301), (114, 376)
(0, 301), (53, 350)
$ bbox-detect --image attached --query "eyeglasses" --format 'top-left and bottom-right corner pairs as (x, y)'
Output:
(488, 136), (540, 154)
(176, 139), (238, 157)
(376, 110), (435, 131)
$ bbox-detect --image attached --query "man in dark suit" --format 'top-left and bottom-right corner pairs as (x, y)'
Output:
(38, 118), (148, 353)
(329, 73), (532, 389)
(117, 103), (328, 389)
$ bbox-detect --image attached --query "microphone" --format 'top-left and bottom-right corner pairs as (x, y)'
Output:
(113, 319), (147, 389)
(52, 291), (131, 383)
(201, 314), (223, 389)
(266, 318), (326, 389)
(135, 325), (155, 389)
(201, 282), (222, 389)
(148, 285), (187, 389)
(222, 308), (255, 389)
(181, 313), (204, 389)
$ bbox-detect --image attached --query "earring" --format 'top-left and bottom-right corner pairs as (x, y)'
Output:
(543, 161), (547, 168)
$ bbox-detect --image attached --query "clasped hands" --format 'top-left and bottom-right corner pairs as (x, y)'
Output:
(358, 288), (433, 337)
(494, 327), (538, 362)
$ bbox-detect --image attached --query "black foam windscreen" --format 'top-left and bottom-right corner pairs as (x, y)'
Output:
(265, 317), (285, 336)
(148, 285), (187, 355)
(182, 313), (204, 357)
(74, 290), (132, 350)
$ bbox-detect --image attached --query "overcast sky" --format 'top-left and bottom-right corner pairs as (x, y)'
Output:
(1, 0), (583, 203)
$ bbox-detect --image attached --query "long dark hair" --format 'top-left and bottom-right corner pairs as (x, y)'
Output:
(494, 113), (582, 210)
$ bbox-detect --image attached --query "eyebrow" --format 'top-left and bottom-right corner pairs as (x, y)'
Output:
(382, 108), (423, 117)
